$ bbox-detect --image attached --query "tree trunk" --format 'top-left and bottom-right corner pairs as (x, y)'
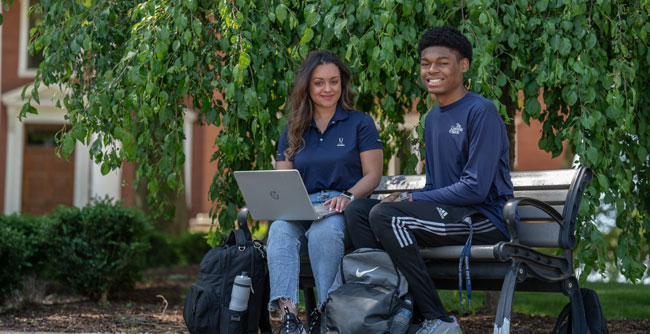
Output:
(134, 175), (188, 236)
(480, 85), (519, 313)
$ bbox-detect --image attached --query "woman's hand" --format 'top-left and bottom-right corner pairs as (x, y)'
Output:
(323, 195), (352, 213)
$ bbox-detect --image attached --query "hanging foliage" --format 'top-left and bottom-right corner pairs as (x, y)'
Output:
(19, 0), (650, 282)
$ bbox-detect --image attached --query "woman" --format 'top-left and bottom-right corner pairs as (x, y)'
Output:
(267, 50), (383, 334)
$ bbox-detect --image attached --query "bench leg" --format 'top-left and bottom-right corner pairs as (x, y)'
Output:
(303, 286), (316, 323)
(493, 261), (524, 334)
(565, 278), (588, 334)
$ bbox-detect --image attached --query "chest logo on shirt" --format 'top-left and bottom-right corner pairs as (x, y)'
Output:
(449, 123), (463, 135)
(337, 138), (345, 147)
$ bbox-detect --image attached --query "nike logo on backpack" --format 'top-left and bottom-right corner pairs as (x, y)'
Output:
(355, 266), (380, 277)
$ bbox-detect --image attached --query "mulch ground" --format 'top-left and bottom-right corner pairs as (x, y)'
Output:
(1, 265), (648, 333)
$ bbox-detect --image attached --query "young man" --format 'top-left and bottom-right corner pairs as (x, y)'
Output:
(345, 26), (515, 334)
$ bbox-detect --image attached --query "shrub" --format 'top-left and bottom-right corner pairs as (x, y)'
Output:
(48, 197), (152, 301)
(144, 230), (179, 268)
(0, 220), (26, 300)
(173, 232), (211, 265)
(143, 231), (210, 268)
(0, 214), (53, 301)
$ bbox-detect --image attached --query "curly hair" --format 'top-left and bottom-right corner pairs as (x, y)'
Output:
(417, 26), (473, 65)
(284, 50), (355, 159)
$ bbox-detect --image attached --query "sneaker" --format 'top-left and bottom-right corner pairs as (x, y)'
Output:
(415, 316), (462, 334)
(306, 308), (321, 334)
(279, 307), (307, 334)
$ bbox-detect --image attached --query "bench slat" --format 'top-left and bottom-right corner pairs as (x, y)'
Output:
(376, 169), (577, 192)
(512, 189), (568, 205)
(375, 175), (426, 193)
(420, 245), (497, 260)
(519, 222), (561, 247)
(510, 169), (576, 189)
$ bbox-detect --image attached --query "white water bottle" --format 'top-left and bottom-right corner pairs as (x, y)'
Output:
(229, 272), (251, 312)
(390, 295), (413, 334)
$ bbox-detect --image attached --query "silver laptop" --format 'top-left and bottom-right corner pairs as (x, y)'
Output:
(233, 169), (337, 221)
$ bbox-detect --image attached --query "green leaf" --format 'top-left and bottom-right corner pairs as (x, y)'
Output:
(62, 134), (76, 159)
(586, 33), (597, 49)
(239, 52), (250, 68)
(305, 11), (320, 26)
(206, 109), (217, 125)
(559, 38), (572, 56)
(275, 4), (287, 24)
(638, 146), (648, 162)
(334, 18), (347, 39)
(479, 12), (488, 25)
(524, 97), (541, 117)
(566, 91), (578, 106)
(586, 146), (599, 165)
(100, 163), (111, 176)
(167, 172), (178, 189)
(183, 51), (195, 67)
(300, 28), (314, 45)
(597, 174), (609, 191)
(192, 18), (202, 35)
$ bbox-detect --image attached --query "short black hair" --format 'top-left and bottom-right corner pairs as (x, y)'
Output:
(417, 26), (473, 66)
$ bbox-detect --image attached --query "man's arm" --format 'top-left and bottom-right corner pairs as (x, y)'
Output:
(411, 109), (506, 206)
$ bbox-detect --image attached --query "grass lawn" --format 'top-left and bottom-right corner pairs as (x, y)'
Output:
(439, 281), (650, 319)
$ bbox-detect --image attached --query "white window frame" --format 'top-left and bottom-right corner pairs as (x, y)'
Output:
(18, 0), (39, 78)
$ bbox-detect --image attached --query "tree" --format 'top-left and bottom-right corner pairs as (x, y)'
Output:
(22, 0), (650, 282)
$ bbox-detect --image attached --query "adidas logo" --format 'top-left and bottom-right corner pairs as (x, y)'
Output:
(437, 207), (448, 219)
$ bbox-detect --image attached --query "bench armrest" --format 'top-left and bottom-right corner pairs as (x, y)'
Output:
(503, 197), (564, 243)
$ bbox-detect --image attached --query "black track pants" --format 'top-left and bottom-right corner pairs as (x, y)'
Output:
(344, 198), (507, 320)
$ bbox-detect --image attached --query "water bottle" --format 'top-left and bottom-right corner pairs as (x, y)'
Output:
(390, 295), (413, 334)
(229, 272), (251, 312)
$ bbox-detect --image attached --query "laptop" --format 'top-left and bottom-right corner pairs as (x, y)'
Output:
(233, 169), (337, 221)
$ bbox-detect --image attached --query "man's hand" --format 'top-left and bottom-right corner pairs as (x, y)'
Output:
(381, 192), (401, 203)
(381, 192), (411, 203)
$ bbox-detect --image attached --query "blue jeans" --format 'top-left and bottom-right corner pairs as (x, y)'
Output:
(267, 190), (345, 311)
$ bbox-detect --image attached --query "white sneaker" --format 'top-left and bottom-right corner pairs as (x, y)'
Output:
(415, 316), (462, 334)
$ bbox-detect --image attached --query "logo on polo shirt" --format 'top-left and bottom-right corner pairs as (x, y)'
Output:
(337, 138), (345, 147)
(449, 123), (463, 135)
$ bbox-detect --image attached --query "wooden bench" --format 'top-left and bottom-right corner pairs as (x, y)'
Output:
(238, 167), (593, 333)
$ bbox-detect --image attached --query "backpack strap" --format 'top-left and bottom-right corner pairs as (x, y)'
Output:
(458, 216), (473, 314)
(552, 302), (572, 333)
(237, 207), (253, 241)
(233, 228), (249, 248)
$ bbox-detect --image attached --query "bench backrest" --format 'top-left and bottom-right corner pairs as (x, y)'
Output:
(373, 168), (589, 248)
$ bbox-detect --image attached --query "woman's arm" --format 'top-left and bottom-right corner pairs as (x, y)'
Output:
(325, 148), (383, 212)
(276, 160), (294, 170)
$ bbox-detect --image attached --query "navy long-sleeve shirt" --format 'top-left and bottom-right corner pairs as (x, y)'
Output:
(410, 92), (515, 237)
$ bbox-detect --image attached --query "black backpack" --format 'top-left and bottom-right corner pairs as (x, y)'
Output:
(553, 288), (608, 334)
(183, 214), (271, 334)
(321, 248), (410, 334)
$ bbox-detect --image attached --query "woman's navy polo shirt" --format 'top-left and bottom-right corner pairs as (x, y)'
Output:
(276, 104), (382, 194)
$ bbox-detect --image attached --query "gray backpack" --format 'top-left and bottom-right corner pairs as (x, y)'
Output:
(321, 248), (409, 334)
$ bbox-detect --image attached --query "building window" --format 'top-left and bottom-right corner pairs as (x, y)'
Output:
(18, 0), (43, 77)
